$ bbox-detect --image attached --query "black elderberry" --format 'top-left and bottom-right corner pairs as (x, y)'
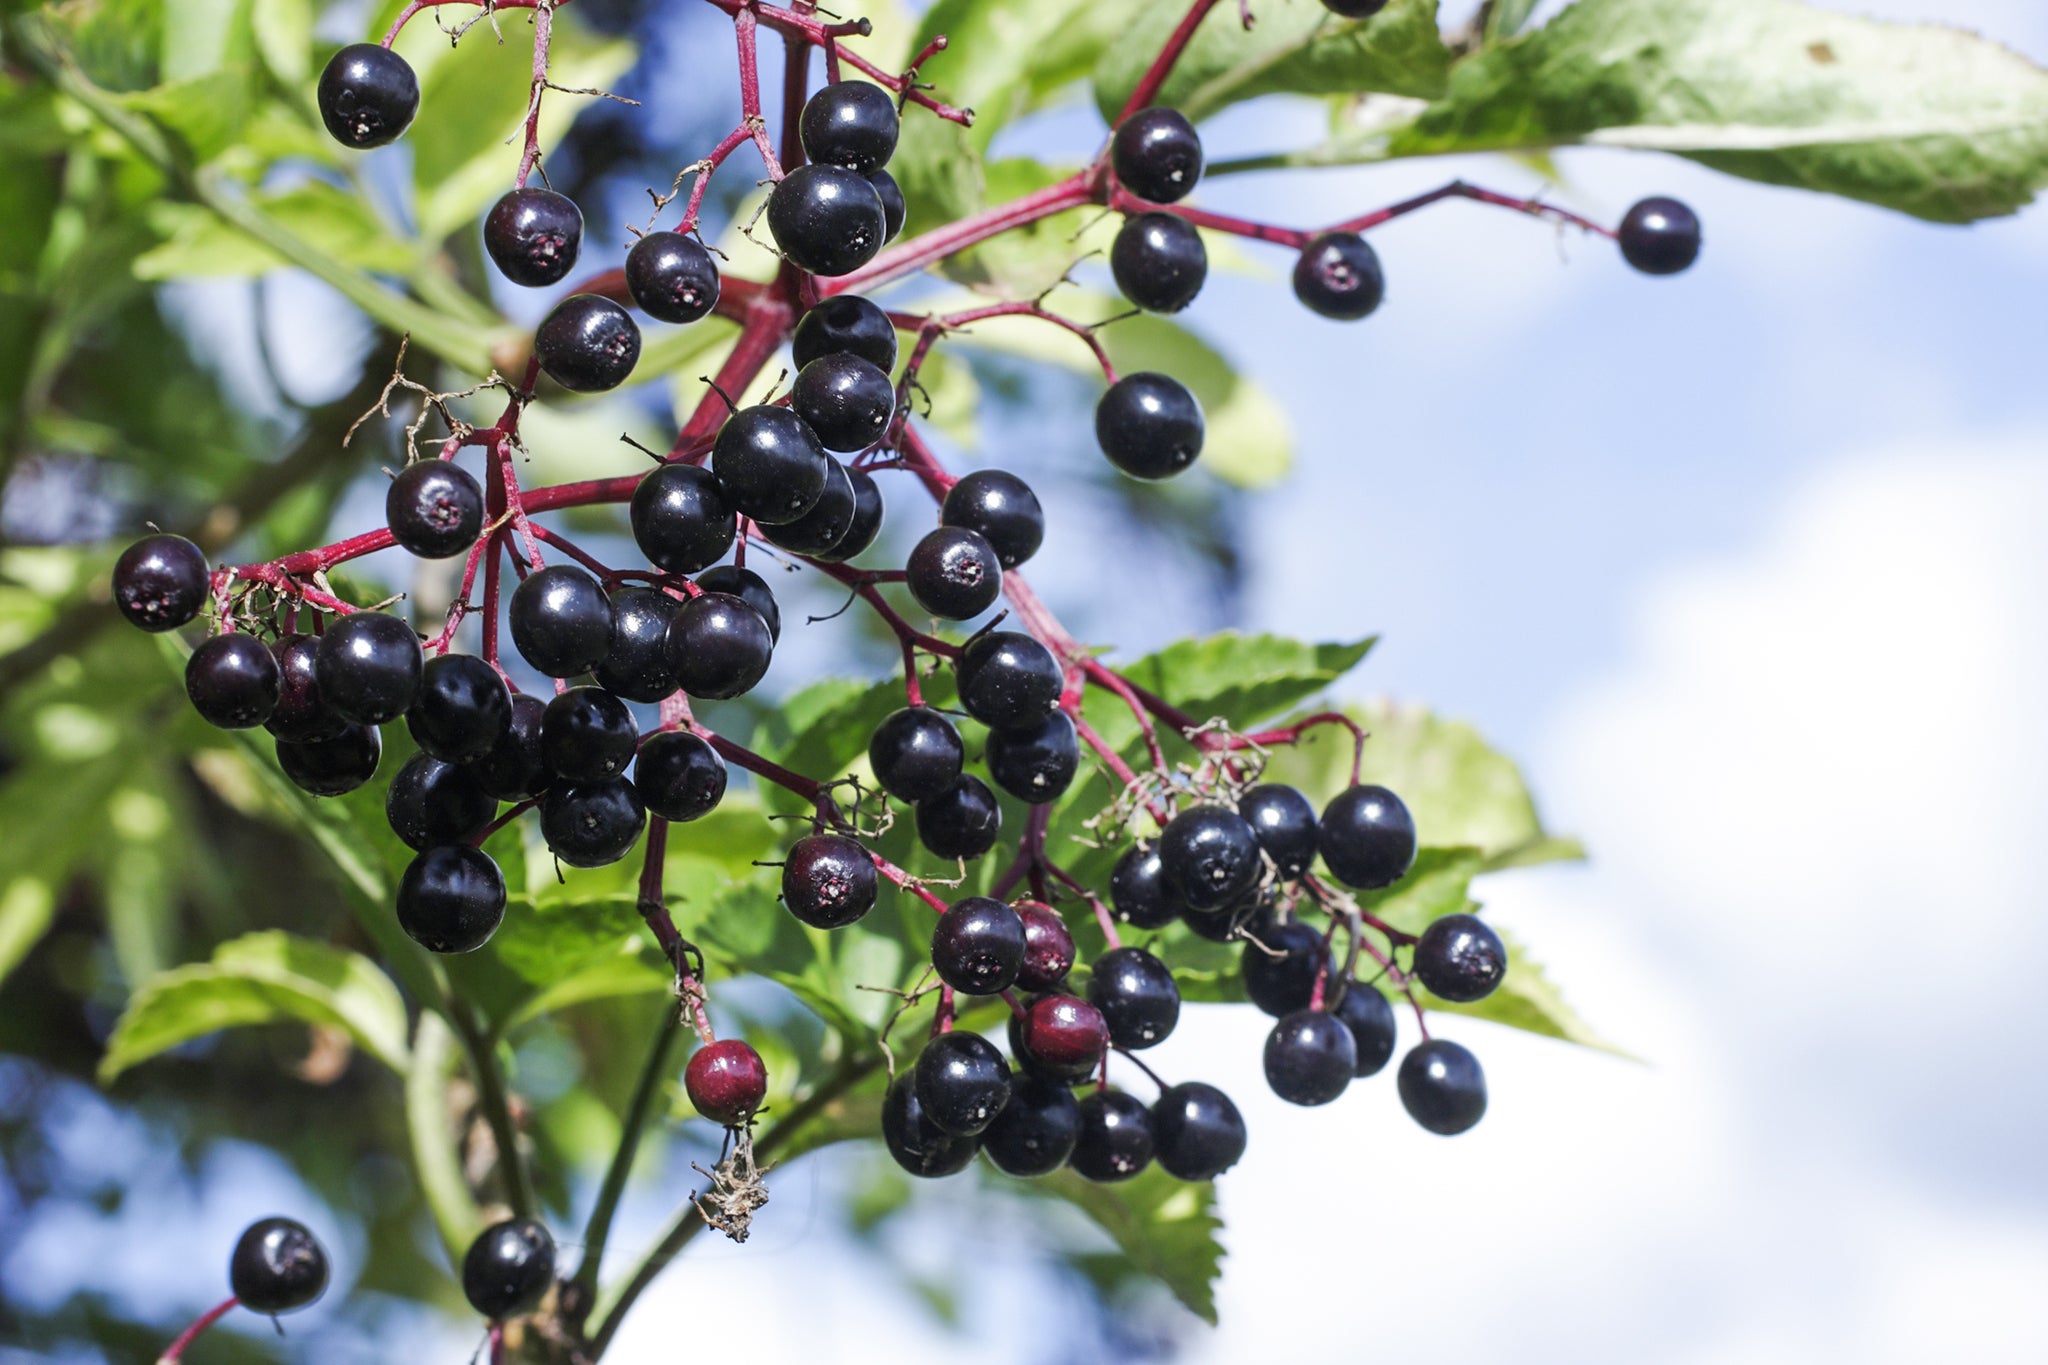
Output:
(1318, 784), (1416, 889)
(229, 1217), (329, 1315)
(817, 465), (884, 563)
(981, 1074), (1080, 1176)
(985, 710), (1079, 804)
(915, 773), (1002, 861)
(1111, 212), (1207, 313)
(1087, 946), (1180, 1051)
(710, 405), (830, 525)
(461, 1218), (556, 1320)
(314, 611), (423, 725)
(906, 525), (1003, 620)
(1159, 804), (1262, 911)
(1013, 900), (1076, 993)
(1151, 1082), (1246, 1182)
(1413, 912), (1507, 1003)
(509, 564), (614, 679)
(1263, 1009), (1355, 1106)
(541, 686), (639, 783)
(407, 654), (512, 761)
(665, 591), (773, 699)
(870, 169), (905, 241)
(1332, 980), (1396, 1077)
(276, 725), (382, 797)
(186, 634), (280, 729)
(1238, 783), (1319, 879)
(112, 533), (208, 632)
(267, 634), (345, 744)
(954, 630), (1062, 729)
(800, 80), (900, 175)
(1241, 919), (1326, 1018)
(630, 463), (737, 576)
(483, 187), (583, 288)
(466, 692), (548, 802)
(1109, 842), (1182, 929)
(1182, 890), (1273, 944)
(1070, 1091), (1154, 1183)
(1619, 196), (1702, 275)
(792, 295), (897, 372)
(781, 833), (877, 928)
(1398, 1038), (1487, 1135)
(538, 778), (646, 868)
(625, 230), (721, 324)
(914, 1030), (1011, 1136)
(692, 565), (782, 643)
(590, 586), (681, 703)
(767, 164), (887, 277)
(941, 469), (1043, 569)
(1320, 0), (1389, 15)
(931, 897), (1026, 995)
(791, 352), (894, 452)
(385, 753), (497, 852)
(534, 294), (641, 393)
(1095, 371), (1203, 480)
(1112, 107), (1204, 205)
(635, 729), (728, 822)
(869, 705), (965, 803)
(396, 845), (506, 954)
(760, 459), (857, 557)
(1292, 231), (1385, 321)
(882, 1073), (980, 1178)
(317, 43), (418, 149)
(1014, 993), (1109, 1082)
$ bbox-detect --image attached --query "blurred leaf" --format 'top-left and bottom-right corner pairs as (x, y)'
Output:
(115, 67), (253, 162)
(1485, 0), (1541, 42)
(251, 0), (313, 84)
(1029, 1166), (1225, 1324)
(135, 180), (419, 278)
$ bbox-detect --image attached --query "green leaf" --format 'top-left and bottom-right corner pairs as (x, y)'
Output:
(135, 180), (418, 279)
(116, 67), (254, 163)
(99, 931), (412, 1082)
(1432, 927), (1631, 1055)
(1485, 0), (1541, 43)
(1028, 1167), (1226, 1324)
(1112, 633), (1375, 739)
(252, 0), (314, 84)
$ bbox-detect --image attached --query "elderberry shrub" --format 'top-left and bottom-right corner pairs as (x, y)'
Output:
(694, 565), (782, 643)
(469, 692), (548, 802)
(1333, 980), (1397, 1077)
(385, 753), (496, 850)
(1110, 842), (1183, 929)
(1111, 211), (1208, 313)
(1241, 919), (1326, 1018)
(1014, 993), (1108, 1083)
(1112, 106), (1204, 204)
(1264, 1009), (1356, 1106)
(1014, 901), (1077, 992)
(666, 591), (773, 699)
(268, 635), (345, 743)
(626, 230), (721, 324)
(1319, 783), (1417, 889)
(484, 186), (583, 288)
(317, 44), (418, 149)
(314, 611), (423, 725)
(870, 169), (906, 241)
(540, 685), (639, 782)
(276, 725), (382, 797)
(1320, 0), (1390, 15)
(186, 634), (281, 730)
(229, 1217), (330, 1316)
(954, 630), (1062, 728)
(882, 1073), (980, 1177)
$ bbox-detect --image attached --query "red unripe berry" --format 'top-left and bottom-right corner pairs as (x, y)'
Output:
(1013, 900), (1076, 992)
(686, 1039), (768, 1126)
(1023, 994), (1108, 1075)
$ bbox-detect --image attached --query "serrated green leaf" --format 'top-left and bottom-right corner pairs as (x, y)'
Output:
(1431, 927), (1631, 1055)
(135, 180), (418, 279)
(1112, 633), (1374, 739)
(1027, 1167), (1225, 1324)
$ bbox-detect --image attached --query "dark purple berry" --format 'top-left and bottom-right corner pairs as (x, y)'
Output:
(484, 187), (583, 288)
(1013, 900), (1075, 993)
(396, 845), (506, 954)
(461, 1218), (555, 1319)
(1111, 212), (1206, 313)
(509, 564), (614, 679)
(466, 692), (548, 801)
(869, 706), (964, 803)
(317, 44), (418, 149)
(1095, 372), (1203, 480)
(981, 1074), (1080, 1176)
(112, 533), (207, 632)
(686, 1039), (767, 1125)
(229, 1217), (328, 1315)
(385, 752), (497, 851)
(538, 778), (645, 868)
(767, 164), (886, 277)
(1619, 196), (1701, 276)
(1332, 980), (1396, 1077)
(940, 469), (1042, 569)
(664, 591), (772, 699)
(535, 294), (641, 393)
(915, 773), (1002, 861)
(882, 1073), (979, 1177)
(792, 295), (897, 371)
(540, 686), (638, 783)
(691, 565), (781, 643)
(407, 653), (512, 761)
(635, 729), (727, 822)
(984, 710), (1078, 805)
(1292, 231), (1384, 320)
(799, 80), (900, 174)
(185, 633), (280, 729)
(314, 611), (422, 725)
(781, 833), (877, 928)
(791, 353), (894, 452)
(1087, 946), (1179, 1051)
(590, 586), (681, 703)
(930, 896), (1025, 995)
(267, 634), (345, 744)
(1414, 912), (1507, 1003)
(1158, 804), (1262, 911)
(1240, 918), (1325, 1017)
(1151, 1081), (1246, 1181)
(710, 405), (829, 525)
(906, 525), (1002, 620)
(276, 724), (381, 797)
(1109, 842), (1182, 929)
(625, 230), (721, 324)
(759, 459), (857, 557)
(1070, 1090), (1154, 1182)
(1112, 107), (1203, 204)
(1320, 0), (1389, 15)
(1318, 784), (1416, 889)
(1182, 890), (1273, 943)
(1263, 1009), (1355, 1106)
(1238, 782), (1319, 879)
(914, 1030), (1011, 1136)
(869, 169), (905, 241)
(953, 631), (1062, 729)
(816, 465), (883, 563)
(1398, 1038), (1487, 1134)
(630, 463), (737, 576)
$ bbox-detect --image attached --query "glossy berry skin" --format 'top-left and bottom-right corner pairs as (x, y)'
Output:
(931, 897), (1026, 995)
(229, 1217), (328, 1315)
(467, 693), (548, 802)
(1241, 919), (1326, 1018)
(541, 686), (638, 783)
(767, 164), (887, 277)
(186, 634), (280, 729)
(981, 1074), (1080, 1176)
(267, 635), (345, 743)
(792, 295), (897, 372)
(792, 353), (894, 452)
(1182, 891), (1272, 944)
(1013, 900), (1076, 993)
(396, 845), (506, 954)
(781, 833), (877, 928)
(1399, 1038), (1487, 1134)
(407, 654), (511, 761)
(1619, 196), (1702, 275)
(941, 469), (1043, 569)
(686, 1039), (768, 1125)
(1095, 372), (1203, 480)
(1112, 107), (1203, 204)
(870, 170), (905, 241)
(665, 592), (773, 700)
(869, 706), (964, 803)
(1238, 784), (1320, 880)
(534, 294), (641, 393)
(800, 80), (900, 174)
(1414, 912), (1507, 1003)
(1159, 804), (1263, 911)
(1111, 212), (1207, 314)
(1071, 1091), (1154, 1183)
(635, 729), (727, 822)
(276, 725), (381, 797)
(882, 1073), (979, 1177)
(630, 464), (737, 576)
(1318, 784), (1417, 890)
(985, 711), (1079, 805)
(1151, 1082), (1246, 1182)
(1293, 231), (1385, 321)
(591, 586), (681, 703)
(1016, 993), (1109, 1082)
(1109, 842), (1182, 929)
(915, 1030), (1011, 1136)
(484, 187), (583, 288)
(317, 44), (417, 149)
(915, 773), (1002, 861)
(314, 612), (422, 725)
(625, 230), (720, 324)
(906, 526), (1003, 620)
(509, 565), (614, 679)
(385, 753), (497, 851)
(818, 465), (884, 563)
(1263, 1009), (1356, 1106)
(711, 405), (829, 525)
(1320, 0), (1389, 15)
(1332, 980), (1396, 1077)
(761, 459), (857, 557)
(1088, 946), (1180, 1051)
(112, 533), (207, 632)
(954, 631), (1062, 729)
(538, 779), (645, 868)
(692, 565), (781, 643)
(461, 1218), (556, 1320)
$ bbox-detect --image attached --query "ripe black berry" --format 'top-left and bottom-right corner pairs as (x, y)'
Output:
(686, 1039), (767, 1125)
(1070, 1090), (1154, 1182)
(882, 1073), (979, 1177)
(915, 773), (1002, 861)
(760, 459), (858, 557)
(407, 653), (512, 761)
(1111, 212), (1207, 313)
(396, 845), (506, 954)
(317, 43), (418, 149)
(984, 711), (1079, 804)
(1292, 231), (1384, 321)
(229, 1217), (328, 1315)
(538, 778), (646, 868)
(1398, 1038), (1486, 1135)
(1237, 782), (1319, 879)
(1095, 371), (1203, 480)
(267, 634), (345, 743)
(1320, 0), (1389, 15)
(630, 463), (737, 576)
(767, 164), (887, 277)
(1241, 919), (1326, 1017)
(541, 686), (638, 782)
(800, 80), (900, 174)
(1151, 1082), (1246, 1182)
(314, 611), (423, 725)
(591, 586), (681, 703)
(276, 725), (382, 797)
(791, 353), (894, 452)
(186, 634), (280, 729)
(914, 1030), (1011, 1135)
(386, 753), (497, 851)
(1619, 195), (1702, 275)
(1014, 900), (1075, 993)
(692, 565), (781, 643)
(625, 230), (721, 324)
(818, 465), (884, 563)
(1109, 842), (1182, 929)
(869, 706), (964, 803)
(535, 294), (642, 393)
(1182, 890), (1272, 944)
(940, 469), (1043, 568)
(954, 630), (1062, 729)
(981, 1074), (1080, 1176)
(484, 187), (583, 288)
(781, 833), (877, 928)
(461, 1218), (556, 1320)
(931, 896), (1026, 995)
(636, 729), (728, 822)
(1263, 1009), (1355, 1106)
(1332, 980), (1396, 1076)
(1015, 993), (1109, 1082)
(870, 169), (905, 241)
(906, 525), (1003, 620)
(509, 564), (614, 679)
(665, 591), (773, 699)
(1112, 107), (1203, 205)
(112, 533), (208, 632)
(1413, 912), (1507, 1003)
(1088, 946), (1180, 1051)
(1159, 804), (1262, 910)
(467, 692), (549, 801)
(1318, 784), (1416, 889)
(792, 295), (897, 371)
(710, 405), (829, 525)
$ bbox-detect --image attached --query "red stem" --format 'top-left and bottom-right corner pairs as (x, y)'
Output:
(157, 1296), (238, 1363)
(1114, 0), (1227, 123)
